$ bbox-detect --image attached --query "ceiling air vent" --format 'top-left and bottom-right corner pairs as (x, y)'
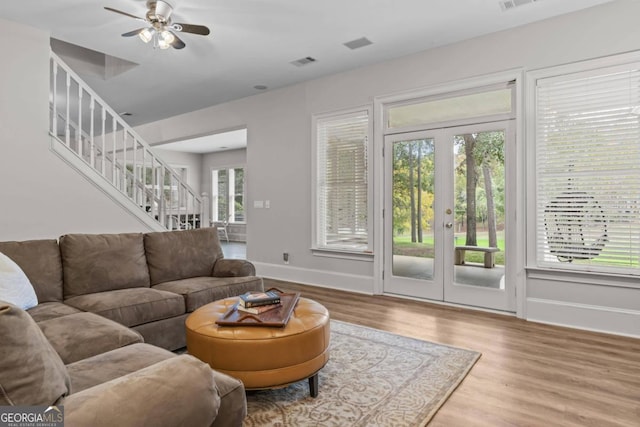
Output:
(499, 0), (539, 11)
(290, 56), (317, 67)
(344, 37), (373, 50)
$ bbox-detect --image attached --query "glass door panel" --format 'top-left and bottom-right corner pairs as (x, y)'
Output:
(452, 130), (505, 288)
(444, 122), (514, 312)
(384, 132), (443, 301)
(392, 138), (436, 280)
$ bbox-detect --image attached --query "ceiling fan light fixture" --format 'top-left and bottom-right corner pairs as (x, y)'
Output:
(139, 28), (154, 43)
(160, 30), (175, 44)
(157, 38), (171, 49)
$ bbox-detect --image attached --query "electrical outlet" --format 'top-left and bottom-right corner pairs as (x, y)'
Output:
(283, 252), (289, 264)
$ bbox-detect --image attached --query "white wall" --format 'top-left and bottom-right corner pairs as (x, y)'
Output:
(132, 0), (640, 336)
(0, 19), (152, 240)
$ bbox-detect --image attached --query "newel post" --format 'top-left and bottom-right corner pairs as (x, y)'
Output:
(201, 192), (210, 227)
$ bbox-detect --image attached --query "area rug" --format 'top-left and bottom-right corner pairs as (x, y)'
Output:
(243, 320), (481, 426)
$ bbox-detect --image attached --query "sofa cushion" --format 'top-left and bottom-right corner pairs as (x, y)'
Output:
(61, 356), (219, 427)
(64, 288), (185, 327)
(132, 314), (189, 351)
(0, 251), (38, 309)
(60, 233), (150, 298)
(152, 276), (264, 312)
(27, 301), (83, 322)
(0, 239), (63, 302)
(66, 343), (175, 393)
(210, 370), (248, 427)
(37, 312), (144, 364)
(0, 302), (70, 406)
(144, 228), (224, 285)
(213, 258), (256, 277)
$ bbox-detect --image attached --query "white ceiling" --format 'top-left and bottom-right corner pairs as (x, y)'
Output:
(2, 0), (614, 130)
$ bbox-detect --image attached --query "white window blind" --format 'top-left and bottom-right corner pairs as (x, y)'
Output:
(315, 109), (371, 252)
(535, 64), (640, 275)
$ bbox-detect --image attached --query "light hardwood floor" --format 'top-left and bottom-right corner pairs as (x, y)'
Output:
(264, 279), (640, 427)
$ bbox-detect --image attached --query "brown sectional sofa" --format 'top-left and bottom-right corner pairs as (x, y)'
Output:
(0, 227), (263, 351)
(0, 227), (264, 426)
(1, 301), (242, 426)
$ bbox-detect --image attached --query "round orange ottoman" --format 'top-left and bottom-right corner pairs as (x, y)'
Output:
(185, 297), (330, 397)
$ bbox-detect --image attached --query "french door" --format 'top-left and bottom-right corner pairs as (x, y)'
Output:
(383, 121), (515, 312)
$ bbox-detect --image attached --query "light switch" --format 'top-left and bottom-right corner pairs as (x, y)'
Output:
(254, 200), (264, 208)
(265, 200), (270, 209)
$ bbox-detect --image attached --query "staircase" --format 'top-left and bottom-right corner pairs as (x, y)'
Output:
(48, 51), (205, 231)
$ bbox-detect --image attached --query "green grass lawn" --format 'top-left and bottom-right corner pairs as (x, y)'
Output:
(394, 232), (506, 265)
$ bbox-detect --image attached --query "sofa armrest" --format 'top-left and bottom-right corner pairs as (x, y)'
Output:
(212, 259), (256, 277)
(61, 355), (220, 427)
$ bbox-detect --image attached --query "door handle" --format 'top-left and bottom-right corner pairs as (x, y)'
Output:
(445, 222), (453, 229)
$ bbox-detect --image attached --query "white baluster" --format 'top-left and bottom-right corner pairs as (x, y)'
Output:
(122, 130), (127, 193)
(101, 108), (106, 176)
(89, 96), (95, 168)
(178, 180), (183, 228)
(151, 156), (157, 218)
(160, 164), (166, 227)
(112, 117), (117, 187)
(77, 85), (83, 158)
(132, 137), (137, 204)
(141, 148), (147, 212)
(65, 73), (70, 146)
(52, 61), (58, 137)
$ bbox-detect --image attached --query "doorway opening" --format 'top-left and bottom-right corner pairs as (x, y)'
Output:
(153, 127), (248, 258)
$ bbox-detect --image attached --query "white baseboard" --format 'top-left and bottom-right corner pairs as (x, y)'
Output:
(526, 298), (640, 338)
(251, 263), (640, 339)
(253, 262), (374, 295)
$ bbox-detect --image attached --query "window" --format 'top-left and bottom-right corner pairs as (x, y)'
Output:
(212, 167), (245, 222)
(387, 87), (513, 130)
(534, 60), (640, 276)
(313, 107), (372, 253)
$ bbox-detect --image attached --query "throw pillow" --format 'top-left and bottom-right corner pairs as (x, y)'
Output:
(0, 251), (38, 310)
(0, 302), (71, 405)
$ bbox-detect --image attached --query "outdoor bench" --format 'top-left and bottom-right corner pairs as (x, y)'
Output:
(454, 246), (500, 268)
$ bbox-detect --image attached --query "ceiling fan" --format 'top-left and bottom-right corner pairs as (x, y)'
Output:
(104, 0), (210, 50)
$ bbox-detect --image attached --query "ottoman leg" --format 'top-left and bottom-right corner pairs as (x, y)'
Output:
(308, 373), (319, 398)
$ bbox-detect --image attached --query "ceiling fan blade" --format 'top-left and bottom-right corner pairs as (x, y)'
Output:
(171, 23), (210, 36)
(171, 32), (186, 50)
(104, 7), (147, 23)
(121, 28), (147, 37)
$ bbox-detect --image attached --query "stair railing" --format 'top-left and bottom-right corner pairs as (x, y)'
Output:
(49, 51), (203, 230)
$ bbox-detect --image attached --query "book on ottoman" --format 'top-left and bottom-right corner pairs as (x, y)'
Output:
(237, 302), (281, 315)
(216, 291), (300, 327)
(239, 291), (281, 308)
